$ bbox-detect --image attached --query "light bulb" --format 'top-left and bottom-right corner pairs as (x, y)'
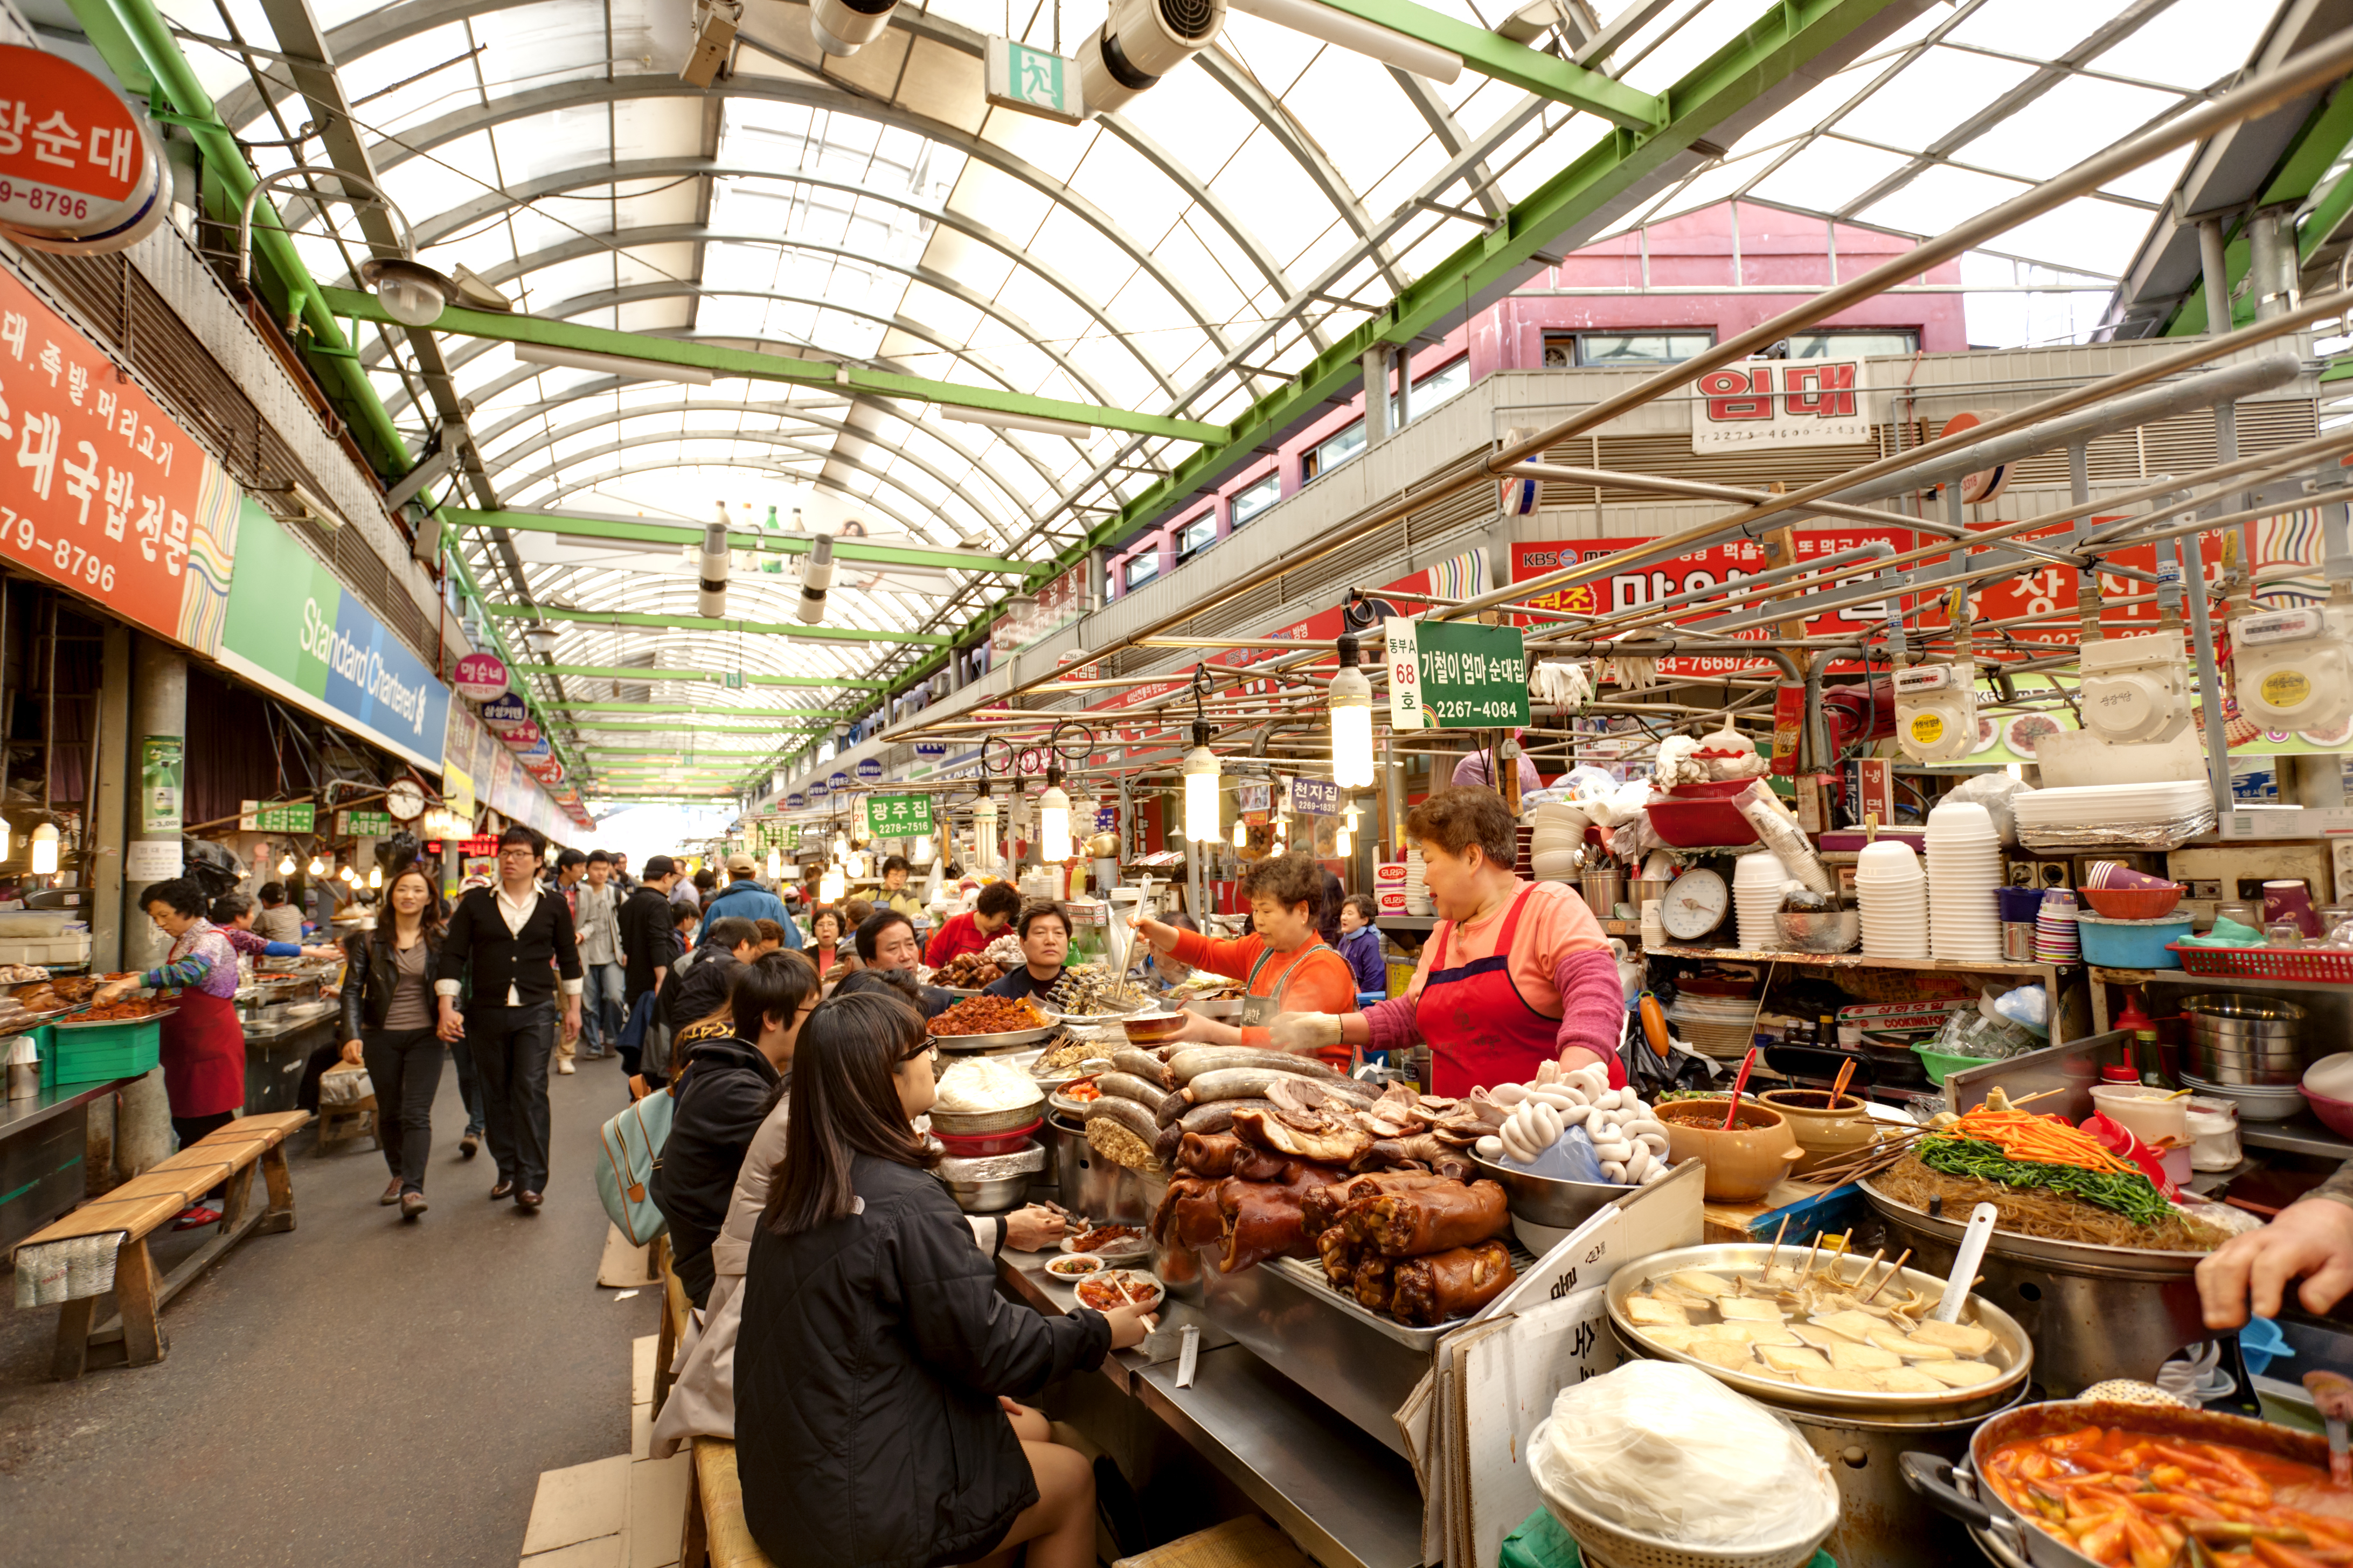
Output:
(29, 822), (58, 875)
(1038, 778), (1072, 862)
(278, 852), (296, 876)
(832, 832), (849, 860)
(0, 818), (11, 863)
(914, 835), (933, 862)
(1182, 730), (1221, 845)
(340, 864), (357, 883)
(1335, 826), (1353, 856)
(308, 855), (326, 877)
(1344, 804), (1361, 829)
(1232, 816), (1248, 848)
(766, 847), (781, 879)
(1328, 635), (1375, 789)
(369, 865), (383, 889)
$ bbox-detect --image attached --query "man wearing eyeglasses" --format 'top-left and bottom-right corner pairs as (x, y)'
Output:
(436, 825), (584, 1211)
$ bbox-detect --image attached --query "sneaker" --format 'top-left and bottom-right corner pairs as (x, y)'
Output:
(557, 1058), (577, 1075)
(459, 1131), (480, 1159)
(172, 1204), (222, 1231)
(399, 1191), (428, 1219)
(379, 1178), (402, 1205)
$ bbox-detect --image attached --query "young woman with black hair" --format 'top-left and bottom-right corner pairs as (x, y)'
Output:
(734, 992), (1152, 1568)
(336, 865), (447, 1218)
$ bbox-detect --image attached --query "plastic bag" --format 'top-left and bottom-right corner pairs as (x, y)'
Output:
(1944, 772), (2029, 846)
(1529, 1361), (1836, 1548)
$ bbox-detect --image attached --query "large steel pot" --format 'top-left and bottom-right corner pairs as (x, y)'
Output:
(1901, 1398), (2334, 1568)
(1784, 1390), (2024, 1568)
(1859, 1176), (2210, 1397)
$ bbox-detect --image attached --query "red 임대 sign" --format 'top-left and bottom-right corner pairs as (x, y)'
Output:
(0, 49), (152, 238)
(0, 263), (241, 652)
(1690, 360), (1872, 454)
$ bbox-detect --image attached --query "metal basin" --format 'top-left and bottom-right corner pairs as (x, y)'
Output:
(2183, 991), (2304, 1070)
(928, 1097), (1046, 1135)
(1466, 1151), (1644, 1232)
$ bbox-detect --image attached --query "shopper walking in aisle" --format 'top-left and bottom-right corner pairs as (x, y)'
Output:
(1336, 894), (1386, 1000)
(1130, 852), (1359, 1061)
(983, 904), (1071, 1002)
(616, 854), (684, 1082)
(574, 850), (626, 1061)
(96, 881), (249, 1229)
(663, 917), (758, 1039)
(653, 951), (818, 1308)
(924, 880), (1019, 968)
(802, 908), (843, 979)
(856, 909), (956, 1018)
(677, 867), (714, 912)
(700, 853), (796, 948)
(337, 865), (446, 1218)
(434, 826), (584, 1211)
(549, 848), (589, 1076)
(734, 991), (1152, 1568)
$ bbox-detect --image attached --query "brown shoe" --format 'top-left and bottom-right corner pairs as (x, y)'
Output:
(515, 1189), (543, 1211)
(399, 1191), (428, 1220)
(489, 1180), (515, 1200)
(380, 1178), (402, 1206)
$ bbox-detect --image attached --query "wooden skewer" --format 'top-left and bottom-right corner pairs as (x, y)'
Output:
(1762, 1215), (1792, 1280)
(1849, 1246), (1885, 1291)
(1800, 1232), (1824, 1283)
(1859, 1249), (1912, 1304)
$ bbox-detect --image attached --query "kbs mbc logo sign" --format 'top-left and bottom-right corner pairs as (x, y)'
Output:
(1691, 360), (1871, 453)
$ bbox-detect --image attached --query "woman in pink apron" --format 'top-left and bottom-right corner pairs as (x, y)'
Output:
(1274, 786), (1626, 1095)
(96, 878), (248, 1229)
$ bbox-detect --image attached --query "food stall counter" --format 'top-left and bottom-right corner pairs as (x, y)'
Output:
(0, 1075), (138, 1252)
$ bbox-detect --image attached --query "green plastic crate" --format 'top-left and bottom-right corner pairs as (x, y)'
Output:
(1500, 1511), (1835, 1568)
(45, 1016), (162, 1086)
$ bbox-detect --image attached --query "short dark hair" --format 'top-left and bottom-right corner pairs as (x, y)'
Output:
(556, 848), (586, 872)
(695, 868), (718, 892)
(644, 854), (678, 879)
(587, 849), (613, 866)
(854, 909), (915, 963)
(733, 949), (818, 1044)
(1343, 893), (1378, 924)
(832, 966), (921, 1007)
(1238, 851), (1323, 915)
(706, 916), (757, 953)
(975, 881), (1021, 920)
(259, 882), (287, 905)
(141, 878), (210, 918)
(753, 918), (785, 946)
(841, 897), (874, 930)
(1016, 902), (1068, 940)
(673, 903), (700, 930)
(809, 908), (842, 939)
(498, 824), (543, 855)
(883, 855), (910, 876)
(210, 890), (255, 924)
(1405, 786), (1517, 870)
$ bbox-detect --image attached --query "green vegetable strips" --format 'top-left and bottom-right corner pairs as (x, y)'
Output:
(1916, 1137), (2175, 1226)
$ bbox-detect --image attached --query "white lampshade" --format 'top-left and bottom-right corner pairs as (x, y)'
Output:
(1328, 660), (1375, 789)
(30, 822), (58, 875)
(1183, 742), (1220, 845)
(832, 832), (850, 860)
(1335, 826), (1353, 856)
(369, 865), (383, 888)
(339, 864), (357, 883)
(766, 847), (782, 879)
(819, 865), (847, 903)
(0, 818), (11, 863)
(308, 854), (325, 877)
(1232, 816), (1248, 848)
(1037, 782), (1072, 862)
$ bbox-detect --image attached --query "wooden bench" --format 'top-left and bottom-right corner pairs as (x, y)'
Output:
(655, 1235), (686, 1417)
(11, 1110), (310, 1378)
(679, 1438), (776, 1568)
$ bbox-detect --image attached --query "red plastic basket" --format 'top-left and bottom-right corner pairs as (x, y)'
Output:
(2164, 942), (2353, 983)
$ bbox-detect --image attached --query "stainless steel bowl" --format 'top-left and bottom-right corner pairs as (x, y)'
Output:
(2183, 992), (2305, 1067)
(928, 1098), (1046, 1135)
(1467, 1151), (1644, 1231)
(942, 1172), (1031, 1212)
(2188, 1050), (2303, 1086)
(932, 1022), (1059, 1051)
(937, 1141), (1046, 1213)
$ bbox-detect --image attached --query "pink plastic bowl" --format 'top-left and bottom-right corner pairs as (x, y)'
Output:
(2302, 1086), (2353, 1140)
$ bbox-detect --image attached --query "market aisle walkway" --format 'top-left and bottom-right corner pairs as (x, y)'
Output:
(0, 1056), (661, 1568)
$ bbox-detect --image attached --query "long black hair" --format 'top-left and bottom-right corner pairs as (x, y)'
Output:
(759, 992), (935, 1236)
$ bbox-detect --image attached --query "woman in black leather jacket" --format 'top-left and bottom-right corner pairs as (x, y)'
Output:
(338, 865), (445, 1218)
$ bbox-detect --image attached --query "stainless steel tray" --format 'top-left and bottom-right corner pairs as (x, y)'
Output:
(54, 1007), (177, 1028)
(933, 1022), (1058, 1050)
(1857, 1174), (2206, 1278)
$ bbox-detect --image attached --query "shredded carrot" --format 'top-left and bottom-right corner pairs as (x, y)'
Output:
(1948, 1108), (2135, 1173)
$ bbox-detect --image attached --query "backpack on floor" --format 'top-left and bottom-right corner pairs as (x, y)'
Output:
(595, 1087), (674, 1245)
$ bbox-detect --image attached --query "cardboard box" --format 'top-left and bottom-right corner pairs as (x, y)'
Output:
(1375, 861), (1407, 887)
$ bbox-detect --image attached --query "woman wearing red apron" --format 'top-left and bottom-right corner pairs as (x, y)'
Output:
(1133, 852), (1359, 1063)
(96, 878), (248, 1229)
(1274, 788), (1626, 1094)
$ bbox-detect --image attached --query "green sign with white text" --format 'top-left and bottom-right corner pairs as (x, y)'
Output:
(985, 36), (1083, 124)
(865, 793), (935, 838)
(1384, 618), (1530, 730)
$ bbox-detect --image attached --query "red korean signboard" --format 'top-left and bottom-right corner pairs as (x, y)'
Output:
(0, 263), (241, 652)
(0, 48), (153, 240)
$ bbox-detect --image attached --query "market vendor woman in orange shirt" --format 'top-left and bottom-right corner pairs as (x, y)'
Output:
(1130, 852), (1358, 1060)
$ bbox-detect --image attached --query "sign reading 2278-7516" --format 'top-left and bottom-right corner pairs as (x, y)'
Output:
(1384, 617), (1529, 731)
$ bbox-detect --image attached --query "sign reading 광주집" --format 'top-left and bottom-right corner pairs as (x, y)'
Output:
(218, 503), (450, 773)
(865, 793), (934, 838)
(1385, 617), (1529, 731)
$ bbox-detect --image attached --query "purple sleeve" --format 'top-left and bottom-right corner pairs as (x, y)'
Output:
(1363, 993), (1421, 1055)
(1551, 947), (1625, 1061)
(221, 927), (266, 956)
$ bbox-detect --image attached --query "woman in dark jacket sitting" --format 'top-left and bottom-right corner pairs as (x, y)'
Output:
(337, 865), (443, 1218)
(736, 991), (1155, 1568)
(653, 950), (818, 1308)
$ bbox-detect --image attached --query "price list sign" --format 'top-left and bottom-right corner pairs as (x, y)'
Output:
(864, 793), (934, 838)
(1385, 618), (1529, 731)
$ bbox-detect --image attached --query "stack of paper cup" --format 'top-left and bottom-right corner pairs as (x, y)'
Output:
(1926, 800), (2003, 961)
(2036, 888), (2081, 963)
(1404, 849), (1431, 916)
(1855, 840), (1929, 960)
(1733, 850), (1792, 951)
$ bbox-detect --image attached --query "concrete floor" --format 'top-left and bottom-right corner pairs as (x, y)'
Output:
(0, 1053), (659, 1568)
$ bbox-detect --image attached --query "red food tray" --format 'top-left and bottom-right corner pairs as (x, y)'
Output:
(2165, 942), (2353, 984)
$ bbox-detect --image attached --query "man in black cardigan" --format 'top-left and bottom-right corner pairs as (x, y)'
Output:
(435, 826), (584, 1210)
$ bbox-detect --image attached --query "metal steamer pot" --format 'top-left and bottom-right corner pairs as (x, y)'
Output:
(1605, 1242), (2034, 1568)
(1900, 1399), (2336, 1568)
(1859, 1177), (2210, 1397)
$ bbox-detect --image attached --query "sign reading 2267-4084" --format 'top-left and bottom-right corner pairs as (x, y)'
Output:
(1385, 617), (1528, 732)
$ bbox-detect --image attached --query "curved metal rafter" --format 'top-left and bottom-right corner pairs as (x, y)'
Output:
(495, 429), (936, 534)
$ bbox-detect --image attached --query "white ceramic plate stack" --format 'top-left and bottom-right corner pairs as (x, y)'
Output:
(1855, 840), (1929, 960)
(1732, 850), (1791, 951)
(1404, 850), (1432, 916)
(1531, 803), (1584, 883)
(1665, 993), (1765, 1058)
(1925, 800), (2002, 962)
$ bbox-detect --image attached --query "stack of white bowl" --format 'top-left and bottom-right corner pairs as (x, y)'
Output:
(1404, 849), (1432, 916)
(1732, 850), (1791, 951)
(1925, 800), (2003, 961)
(1530, 803), (1584, 883)
(1855, 840), (1929, 960)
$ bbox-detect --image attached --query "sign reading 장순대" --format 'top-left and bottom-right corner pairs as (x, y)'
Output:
(1384, 617), (1529, 731)
(217, 502), (450, 773)
(0, 48), (158, 244)
(865, 793), (935, 838)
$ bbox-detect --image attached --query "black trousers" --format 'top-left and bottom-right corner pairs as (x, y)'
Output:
(361, 1027), (443, 1194)
(464, 1001), (555, 1193)
(171, 1110), (236, 1204)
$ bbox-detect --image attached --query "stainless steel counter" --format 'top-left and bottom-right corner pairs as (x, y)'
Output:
(997, 1249), (1427, 1568)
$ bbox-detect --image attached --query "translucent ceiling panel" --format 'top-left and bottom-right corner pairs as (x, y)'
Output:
(1746, 138), (1911, 216)
(1831, 47), (2039, 155)
(1960, 75), (2185, 183)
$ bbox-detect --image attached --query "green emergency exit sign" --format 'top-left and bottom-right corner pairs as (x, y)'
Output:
(986, 36), (1084, 125)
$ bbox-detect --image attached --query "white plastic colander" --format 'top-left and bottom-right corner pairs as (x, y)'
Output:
(1527, 1417), (1836, 1568)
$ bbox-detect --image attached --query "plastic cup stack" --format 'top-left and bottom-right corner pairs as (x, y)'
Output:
(1925, 800), (2003, 962)
(1732, 850), (1792, 951)
(1855, 840), (1929, 960)
(1404, 849), (1431, 916)
(2036, 888), (2080, 963)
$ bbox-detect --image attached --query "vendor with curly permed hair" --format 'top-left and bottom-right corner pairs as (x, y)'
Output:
(1130, 851), (1360, 1065)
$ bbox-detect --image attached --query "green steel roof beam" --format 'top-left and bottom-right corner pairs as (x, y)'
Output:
(534, 665), (886, 690)
(546, 702), (838, 717)
(2165, 84), (2353, 336)
(318, 288), (1222, 445)
(445, 508), (1047, 577)
(1315, 0), (1664, 129)
(483, 604), (952, 646)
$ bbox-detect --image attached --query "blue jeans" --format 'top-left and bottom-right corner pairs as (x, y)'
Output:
(581, 961), (626, 1055)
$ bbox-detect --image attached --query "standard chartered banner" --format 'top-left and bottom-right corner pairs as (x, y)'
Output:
(218, 499), (450, 773)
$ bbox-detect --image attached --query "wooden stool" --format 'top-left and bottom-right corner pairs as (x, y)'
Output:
(315, 1065), (379, 1158)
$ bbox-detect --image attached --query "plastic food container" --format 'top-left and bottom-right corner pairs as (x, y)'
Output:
(2074, 911), (2195, 968)
(2186, 1096), (2241, 1170)
(2088, 1083), (2191, 1152)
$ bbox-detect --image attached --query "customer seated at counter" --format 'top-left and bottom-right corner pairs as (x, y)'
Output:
(1131, 852), (1359, 1062)
(254, 882), (304, 945)
(983, 903), (1070, 1002)
(855, 909), (954, 1018)
(733, 991), (1153, 1568)
(210, 891), (341, 963)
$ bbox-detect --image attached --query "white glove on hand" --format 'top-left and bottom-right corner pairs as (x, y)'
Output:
(1268, 1012), (1344, 1053)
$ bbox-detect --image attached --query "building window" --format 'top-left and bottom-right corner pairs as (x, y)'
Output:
(1787, 330), (1919, 359)
(1302, 420), (1364, 482)
(1105, 566), (1119, 602)
(1230, 473), (1279, 528)
(1399, 357), (1469, 420)
(1176, 512), (1218, 559)
(1545, 331), (1716, 368)
(1123, 552), (1162, 591)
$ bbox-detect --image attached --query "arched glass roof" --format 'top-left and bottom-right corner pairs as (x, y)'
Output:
(148, 0), (2334, 796)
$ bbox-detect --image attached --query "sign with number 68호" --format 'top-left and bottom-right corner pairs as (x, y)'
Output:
(1383, 616), (1529, 731)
